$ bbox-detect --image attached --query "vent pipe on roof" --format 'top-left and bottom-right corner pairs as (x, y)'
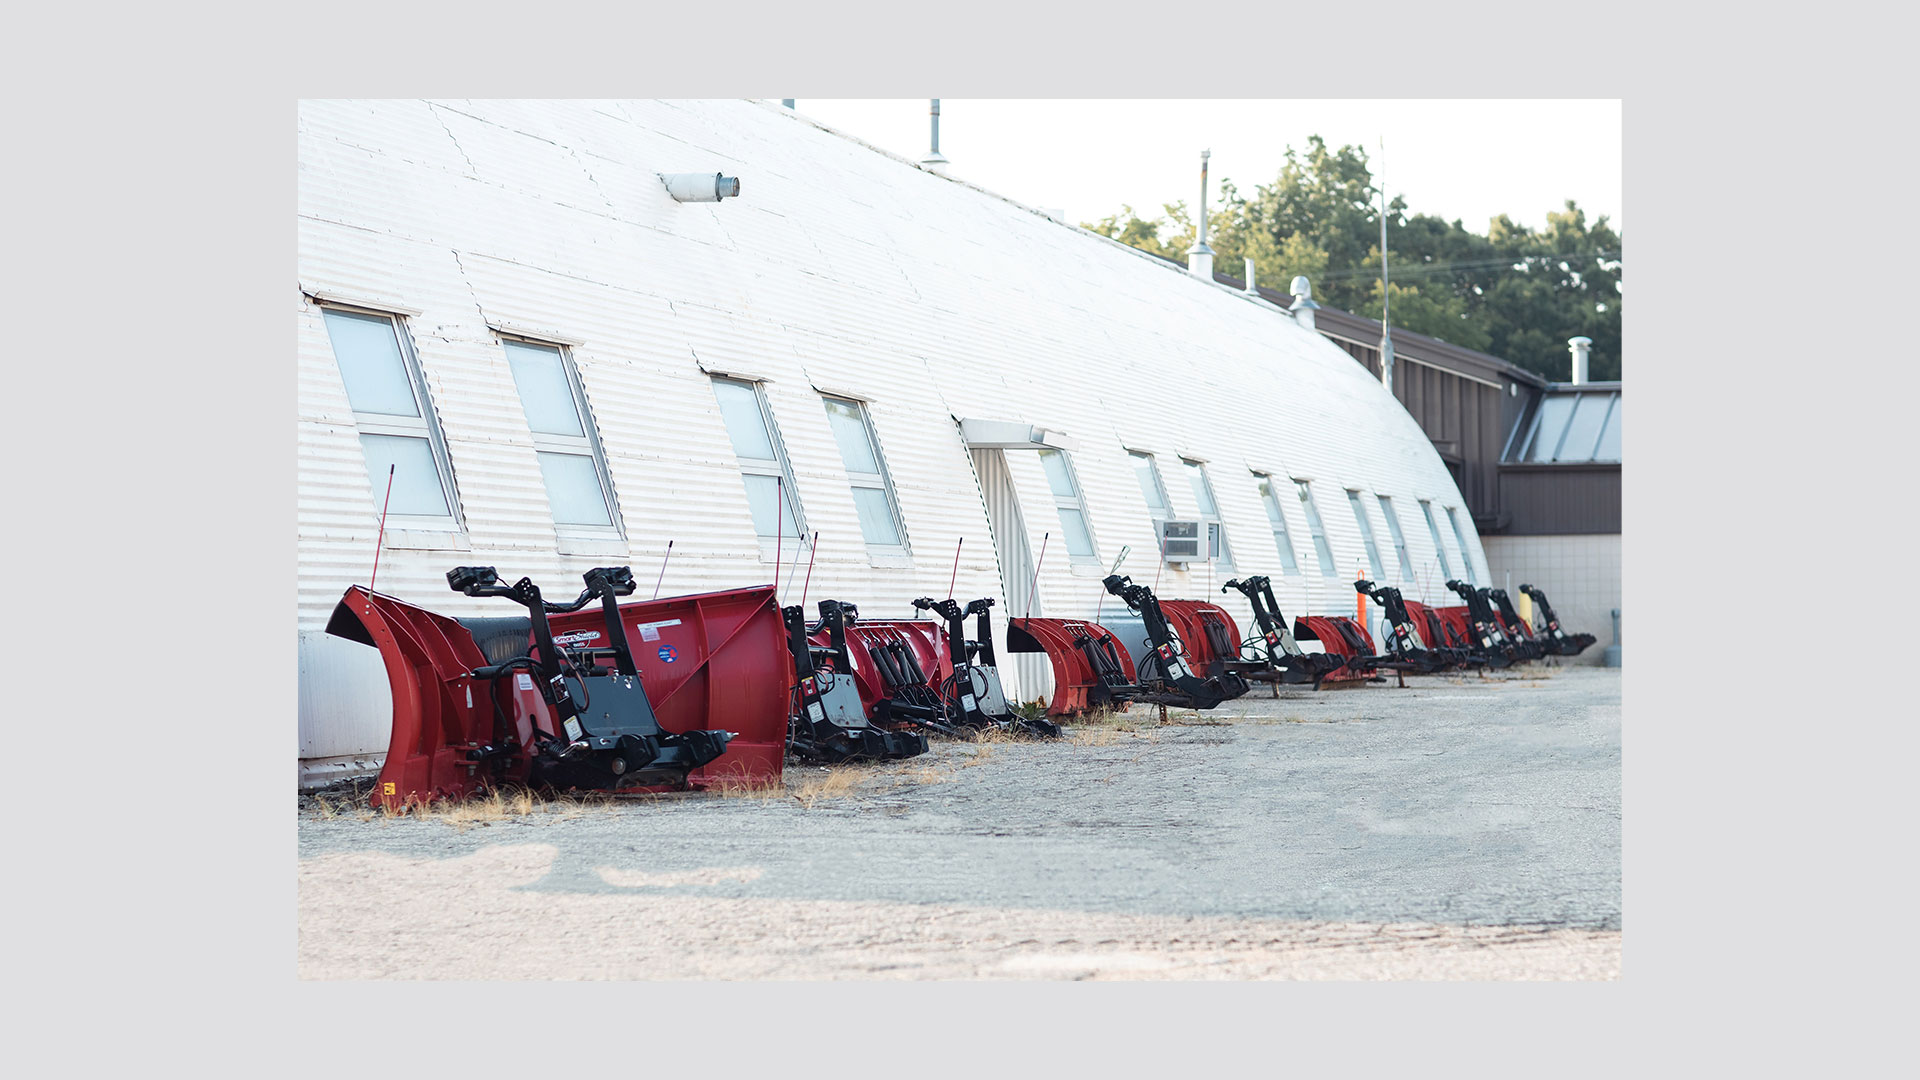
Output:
(921, 99), (949, 175)
(1244, 258), (1257, 295)
(1568, 336), (1592, 384)
(660, 172), (741, 202)
(1290, 276), (1320, 332)
(1188, 149), (1214, 280)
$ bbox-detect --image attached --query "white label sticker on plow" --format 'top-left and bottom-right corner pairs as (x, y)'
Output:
(516, 673), (534, 691)
(636, 619), (682, 642)
(807, 701), (827, 724)
(563, 717), (584, 741)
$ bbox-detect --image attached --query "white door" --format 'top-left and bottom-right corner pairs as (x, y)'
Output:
(969, 446), (1052, 705)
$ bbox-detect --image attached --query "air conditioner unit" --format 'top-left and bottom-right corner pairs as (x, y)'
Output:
(1157, 519), (1206, 563)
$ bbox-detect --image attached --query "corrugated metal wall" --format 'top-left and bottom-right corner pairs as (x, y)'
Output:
(297, 99), (1491, 772)
(1496, 466), (1623, 535)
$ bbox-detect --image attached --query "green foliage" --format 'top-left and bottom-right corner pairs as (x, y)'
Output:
(1081, 136), (1622, 381)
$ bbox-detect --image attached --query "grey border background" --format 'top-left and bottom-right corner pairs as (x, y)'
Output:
(10, 0), (1899, 1073)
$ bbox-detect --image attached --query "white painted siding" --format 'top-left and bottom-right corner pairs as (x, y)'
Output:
(296, 99), (1486, 771)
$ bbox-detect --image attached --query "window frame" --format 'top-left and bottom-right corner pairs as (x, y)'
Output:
(711, 376), (807, 546)
(1446, 505), (1478, 585)
(1182, 457), (1234, 569)
(1129, 450), (1173, 521)
(1037, 447), (1100, 564)
(500, 334), (624, 540)
(318, 302), (464, 531)
(1294, 479), (1338, 577)
(821, 394), (911, 558)
(1376, 494), (1417, 582)
(1252, 471), (1301, 575)
(1419, 498), (1454, 582)
(1346, 489), (1386, 581)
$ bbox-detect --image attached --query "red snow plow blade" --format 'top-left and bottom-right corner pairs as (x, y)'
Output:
(1290, 614), (1377, 684)
(1402, 600), (1456, 651)
(810, 614), (955, 732)
(1156, 600), (1244, 681)
(1431, 605), (1477, 651)
(1006, 617), (1141, 717)
(327, 587), (498, 808)
(1402, 598), (1489, 670)
(326, 581), (786, 810)
(543, 585), (789, 789)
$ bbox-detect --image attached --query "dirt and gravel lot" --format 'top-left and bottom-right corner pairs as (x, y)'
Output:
(298, 664), (1620, 979)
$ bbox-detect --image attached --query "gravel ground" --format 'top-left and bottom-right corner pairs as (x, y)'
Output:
(298, 664), (1620, 979)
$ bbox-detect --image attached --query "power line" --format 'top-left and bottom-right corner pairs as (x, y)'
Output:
(1313, 250), (1621, 283)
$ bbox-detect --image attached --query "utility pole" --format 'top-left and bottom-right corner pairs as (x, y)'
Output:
(1378, 136), (1394, 395)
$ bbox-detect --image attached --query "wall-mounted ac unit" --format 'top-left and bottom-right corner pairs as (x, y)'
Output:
(1158, 519), (1205, 562)
(1157, 520), (1225, 563)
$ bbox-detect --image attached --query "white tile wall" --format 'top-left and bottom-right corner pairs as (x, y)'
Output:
(1481, 534), (1621, 666)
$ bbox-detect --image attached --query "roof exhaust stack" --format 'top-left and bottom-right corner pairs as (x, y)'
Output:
(660, 172), (741, 202)
(1187, 149), (1214, 280)
(1289, 276), (1320, 332)
(921, 99), (949, 175)
(1244, 257), (1257, 295)
(1568, 336), (1592, 384)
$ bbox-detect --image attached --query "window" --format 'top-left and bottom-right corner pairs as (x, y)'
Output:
(1523, 396), (1577, 462)
(1376, 495), (1416, 581)
(1446, 506), (1478, 585)
(320, 306), (461, 525)
(1254, 474), (1300, 574)
(1593, 396), (1621, 461)
(1510, 389), (1622, 464)
(1346, 490), (1385, 580)
(1037, 448), (1097, 559)
(1183, 459), (1233, 568)
(1294, 480), (1337, 576)
(501, 339), (620, 532)
(822, 396), (908, 554)
(712, 377), (803, 540)
(1558, 394), (1613, 460)
(1419, 499), (1454, 581)
(1130, 451), (1171, 519)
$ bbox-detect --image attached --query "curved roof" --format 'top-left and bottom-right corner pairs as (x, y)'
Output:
(297, 99), (1484, 630)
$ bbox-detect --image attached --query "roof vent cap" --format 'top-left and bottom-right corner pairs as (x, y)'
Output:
(1290, 275), (1320, 331)
(1567, 336), (1593, 384)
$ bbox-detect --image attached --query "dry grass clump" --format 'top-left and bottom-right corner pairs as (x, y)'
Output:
(710, 777), (791, 800)
(306, 787), (626, 830)
(957, 744), (998, 768)
(897, 763), (958, 786)
(961, 722), (1044, 744)
(1064, 705), (1145, 730)
(1065, 704), (1174, 745)
(789, 767), (872, 809)
(1161, 710), (1229, 727)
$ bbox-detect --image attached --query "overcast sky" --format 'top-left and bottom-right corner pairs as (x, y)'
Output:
(789, 99), (1622, 238)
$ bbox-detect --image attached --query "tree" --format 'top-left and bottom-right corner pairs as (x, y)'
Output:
(1081, 138), (1623, 381)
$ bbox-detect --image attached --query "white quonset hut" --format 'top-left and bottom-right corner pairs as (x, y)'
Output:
(296, 99), (1492, 784)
